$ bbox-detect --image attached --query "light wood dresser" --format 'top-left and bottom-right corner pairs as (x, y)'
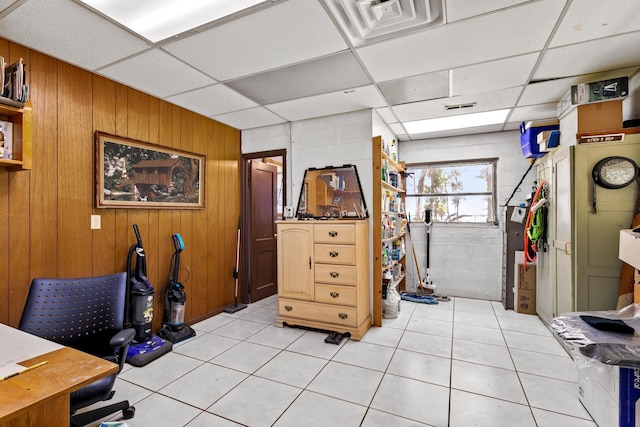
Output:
(275, 219), (370, 340)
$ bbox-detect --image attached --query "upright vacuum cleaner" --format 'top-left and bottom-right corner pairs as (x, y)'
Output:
(158, 233), (196, 343)
(125, 224), (173, 367)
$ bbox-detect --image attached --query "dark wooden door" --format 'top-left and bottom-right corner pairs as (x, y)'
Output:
(249, 160), (278, 302)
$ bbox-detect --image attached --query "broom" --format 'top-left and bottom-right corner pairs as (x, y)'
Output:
(224, 218), (247, 313)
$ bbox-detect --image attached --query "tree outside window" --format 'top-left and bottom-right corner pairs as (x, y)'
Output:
(405, 159), (497, 224)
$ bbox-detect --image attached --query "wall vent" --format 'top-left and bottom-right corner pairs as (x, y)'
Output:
(324, 0), (444, 47)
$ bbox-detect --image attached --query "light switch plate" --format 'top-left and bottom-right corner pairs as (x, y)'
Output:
(91, 215), (101, 229)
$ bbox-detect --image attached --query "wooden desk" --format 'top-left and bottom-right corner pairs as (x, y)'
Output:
(0, 346), (118, 426)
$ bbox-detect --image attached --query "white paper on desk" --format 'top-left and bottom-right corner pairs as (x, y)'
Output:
(0, 323), (63, 366)
(0, 362), (24, 379)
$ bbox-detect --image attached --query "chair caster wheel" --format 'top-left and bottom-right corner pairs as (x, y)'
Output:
(123, 406), (135, 419)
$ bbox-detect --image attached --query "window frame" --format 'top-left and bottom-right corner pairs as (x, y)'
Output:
(404, 158), (498, 225)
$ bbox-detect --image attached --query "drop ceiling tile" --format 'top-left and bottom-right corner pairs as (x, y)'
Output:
(165, 84), (258, 117)
(356, 0), (565, 82)
(0, 0), (16, 11)
(446, 0), (530, 23)
(379, 70), (449, 105)
(212, 107), (286, 130)
(388, 122), (407, 137)
(266, 85), (386, 122)
(0, 0), (149, 71)
(375, 107), (398, 124)
(550, 0), (640, 48)
(392, 86), (522, 122)
(226, 52), (371, 105)
(162, 0), (347, 81)
(534, 31), (640, 80)
(508, 103), (558, 124)
(451, 54), (538, 96)
(99, 49), (215, 98)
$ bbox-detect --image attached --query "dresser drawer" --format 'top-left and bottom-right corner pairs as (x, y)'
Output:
(279, 298), (357, 327)
(314, 244), (356, 265)
(315, 284), (356, 306)
(314, 224), (355, 244)
(314, 264), (356, 285)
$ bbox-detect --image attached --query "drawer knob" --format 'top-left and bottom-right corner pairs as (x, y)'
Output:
(330, 291), (339, 298)
(328, 231), (338, 237)
(330, 271), (339, 278)
(338, 313), (348, 319)
(329, 251), (339, 257)
(284, 305), (293, 312)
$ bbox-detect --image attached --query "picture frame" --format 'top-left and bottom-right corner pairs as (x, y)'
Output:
(96, 132), (205, 209)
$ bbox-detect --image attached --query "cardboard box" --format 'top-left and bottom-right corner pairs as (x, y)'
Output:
(577, 99), (623, 134)
(576, 353), (640, 427)
(619, 230), (640, 303)
(515, 264), (536, 314)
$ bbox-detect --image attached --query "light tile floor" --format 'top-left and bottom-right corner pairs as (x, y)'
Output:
(97, 295), (597, 427)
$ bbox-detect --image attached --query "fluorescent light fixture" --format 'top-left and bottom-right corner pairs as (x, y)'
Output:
(79, 0), (270, 42)
(403, 109), (510, 134)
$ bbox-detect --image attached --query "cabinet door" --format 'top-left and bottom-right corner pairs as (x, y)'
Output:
(277, 224), (314, 300)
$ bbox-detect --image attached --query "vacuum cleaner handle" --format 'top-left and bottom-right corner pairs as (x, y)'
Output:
(133, 224), (143, 246)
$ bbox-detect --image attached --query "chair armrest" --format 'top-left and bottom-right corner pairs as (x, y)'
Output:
(110, 328), (135, 349)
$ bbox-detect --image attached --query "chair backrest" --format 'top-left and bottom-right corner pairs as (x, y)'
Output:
(19, 272), (128, 358)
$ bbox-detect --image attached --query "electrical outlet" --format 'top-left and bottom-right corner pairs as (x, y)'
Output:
(91, 215), (101, 229)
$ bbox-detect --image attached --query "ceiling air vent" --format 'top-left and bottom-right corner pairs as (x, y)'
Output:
(324, 0), (444, 47)
(445, 102), (476, 111)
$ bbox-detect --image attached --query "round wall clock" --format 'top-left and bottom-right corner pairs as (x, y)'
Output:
(592, 156), (639, 190)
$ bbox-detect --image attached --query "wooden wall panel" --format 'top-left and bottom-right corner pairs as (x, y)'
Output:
(8, 44), (32, 325)
(1, 40), (242, 329)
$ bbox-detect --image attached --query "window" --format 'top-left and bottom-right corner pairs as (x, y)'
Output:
(405, 159), (497, 224)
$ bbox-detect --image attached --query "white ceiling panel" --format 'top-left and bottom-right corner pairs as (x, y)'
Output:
(162, 0), (347, 81)
(392, 86), (523, 122)
(356, 0), (565, 82)
(165, 84), (258, 117)
(375, 107), (398, 124)
(212, 107), (286, 130)
(0, 1), (17, 11)
(406, 123), (506, 140)
(550, 0), (640, 48)
(445, 0), (532, 23)
(508, 103), (559, 124)
(99, 49), (215, 98)
(226, 52), (370, 105)
(534, 31), (640, 80)
(451, 54), (539, 96)
(267, 85), (386, 122)
(378, 70), (449, 105)
(0, 0), (150, 70)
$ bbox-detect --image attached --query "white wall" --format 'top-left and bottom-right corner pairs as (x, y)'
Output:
(400, 130), (536, 301)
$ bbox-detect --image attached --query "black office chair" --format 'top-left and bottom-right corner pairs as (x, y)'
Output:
(18, 272), (136, 427)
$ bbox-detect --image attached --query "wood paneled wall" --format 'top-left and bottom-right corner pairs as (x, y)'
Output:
(0, 40), (241, 331)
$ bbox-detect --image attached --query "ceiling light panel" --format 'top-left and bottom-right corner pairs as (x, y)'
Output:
(324, 0), (443, 47)
(226, 52), (371, 105)
(79, 0), (273, 43)
(403, 108), (510, 134)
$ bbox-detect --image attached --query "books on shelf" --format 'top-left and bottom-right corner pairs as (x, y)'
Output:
(1, 57), (29, 105)
(0, 120), (13, 160)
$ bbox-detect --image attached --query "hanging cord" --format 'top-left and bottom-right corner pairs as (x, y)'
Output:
(523, 180), (546, 268)
(504, 159), (536, 207)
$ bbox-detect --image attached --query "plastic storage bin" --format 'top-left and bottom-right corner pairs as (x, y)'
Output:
(520, 121), (559, 159)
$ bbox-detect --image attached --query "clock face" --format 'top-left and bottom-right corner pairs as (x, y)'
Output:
(593, 156), (638, 189)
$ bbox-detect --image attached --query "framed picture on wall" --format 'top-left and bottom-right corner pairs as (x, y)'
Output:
(95, 132), (205, 209)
